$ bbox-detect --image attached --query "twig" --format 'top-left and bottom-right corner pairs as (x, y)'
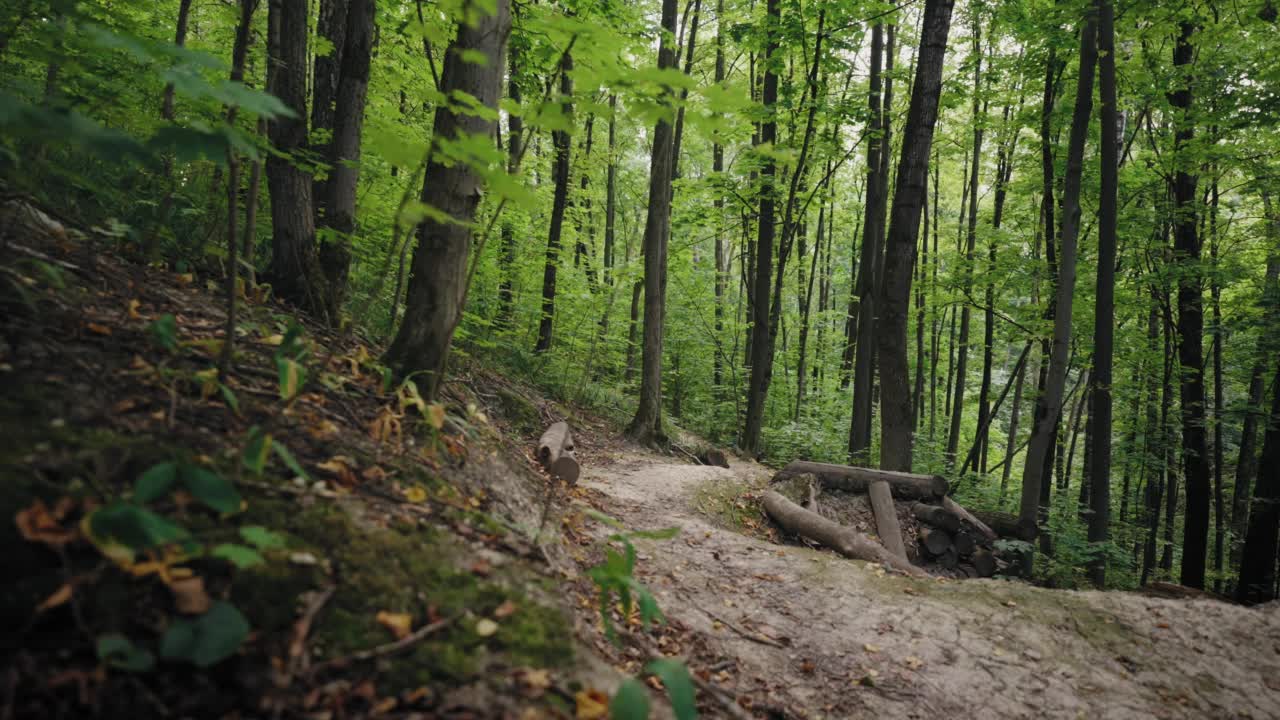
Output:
(671, 442), (704, 465)
(308, 614), (456, 675)
(703, 610), (787, 648)
(288, 585), (337, 676)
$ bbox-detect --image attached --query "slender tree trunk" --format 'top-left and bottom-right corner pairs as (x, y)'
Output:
(265, 0), (328, 319)
(1087, 0), (1117, 586)
(740, 0), (781, 456)
(496, 47), (523, 329)
(626, 0), (681, 444)
(384, 0), (511, 397)
(1209, 171), (1225, 593)
(876, 0), (956, 471)
(1018, 12), (1097, 552)
(1002, 353), (1027, 499)
(712, 1), (726, 391)
(535, 51), (575, 352)
(1238, 349), (1280, 603)
(1169, 21), (1211, 589)
(946, 19), (986, 468)
(161, 0), (194, 121)
(848, 23), (885, 460)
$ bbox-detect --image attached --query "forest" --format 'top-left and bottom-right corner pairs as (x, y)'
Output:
(3, 0), (1280, 714)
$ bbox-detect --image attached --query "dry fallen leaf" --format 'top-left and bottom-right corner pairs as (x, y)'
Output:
(169, 576), (212, 615)
(863, 643), (881, 653)
(514, 668), (552, 698)
(403, 486), (427, 503)
(903, 656), (924, 670)
(376, 611), (414, 640)
(126, 299), (142, 319)
(86, 322), (112, 336)
(475, 618), (499, 637)
(16, 499), (79, 547)
(574, 689), (609, 720)
(494, 600), (518, 619)
(260, 334), (285, 346)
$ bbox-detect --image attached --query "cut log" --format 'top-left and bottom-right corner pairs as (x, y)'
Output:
(910, 502), (961, 533)
(918, 527), (952, 556)
(761, 491), (924, 577)
(971, 549), (997, 578)
(937, 547), (959, 569)
(868, 481), (907, 560)
(953, 531), (976, 556)
(970, 510), (1038, 542)
(941, 497), (998, 542)
(537, 421), (580, 484)
(699, 448), (730, 468)
(773, 461), (948, 500)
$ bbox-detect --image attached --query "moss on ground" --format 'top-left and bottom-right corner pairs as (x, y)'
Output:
(691, 474), (771, 537)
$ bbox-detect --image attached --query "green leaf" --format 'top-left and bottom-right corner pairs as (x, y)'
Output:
(239, 525), (287, 550)
(181, 465), (241, 514)
(149, 314), (179, 351)
(627, 527), (681, 541)
(242, 426), (272, 476)
(211, 543), (264, 568)
(645, 659), (697, 720)
(610, 678), (651, 720)
(97, 633), (156, 672)
(272, 442), (310, 481)
(134, 462), (179, 504)
(160, 601), (250, 667)
(90, 503), (189, 550)
(218, 383), (240, 416)
(584, 509), (626, 530)
(276, 357), (303, 400)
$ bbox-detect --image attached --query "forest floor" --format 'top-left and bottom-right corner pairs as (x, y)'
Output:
(574, 447), (1280, 719)
(2, 197), (1280, 720)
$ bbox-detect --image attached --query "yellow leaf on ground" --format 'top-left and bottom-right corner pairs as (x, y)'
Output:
(87, 322), (112, 336)
(376, 611), (414, 640)
(127, 299), (142, 319)
(261, 334), (284, 346)
(403, 486), (427, 503)
(863, 643), (881, 653)
(426, 403), (446, 430)
(574, 689), (609, 720)
(475, 618), (499, 637)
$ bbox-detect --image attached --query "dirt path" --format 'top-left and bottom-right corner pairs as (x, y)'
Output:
(579, 450), (1280, 719)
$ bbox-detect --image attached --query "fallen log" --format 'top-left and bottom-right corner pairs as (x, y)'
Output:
(918, 527), (952, 557)
(941, 497), (998, 542)
(970, 510), (1038, 542)
(953, 530), (976, 556)
(910, 502), (961, 533)
(937, 547), (959, 570)
(761, 491), (924, 577)
(971, 549), (997, 578)
(773, 461), (948, 500)
(868, 481), (907, 561)
(537, 421), (580, 484)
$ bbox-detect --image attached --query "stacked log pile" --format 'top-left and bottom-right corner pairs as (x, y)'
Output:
(765, 461), (1033, 579)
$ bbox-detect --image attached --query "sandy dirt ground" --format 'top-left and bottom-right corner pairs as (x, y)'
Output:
(577, 449), (1280, 719)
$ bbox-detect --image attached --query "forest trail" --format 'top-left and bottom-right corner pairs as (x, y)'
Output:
(578, 450), (1280, 719)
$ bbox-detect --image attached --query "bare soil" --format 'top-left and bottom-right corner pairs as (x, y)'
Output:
(577, 447), (1280, 719)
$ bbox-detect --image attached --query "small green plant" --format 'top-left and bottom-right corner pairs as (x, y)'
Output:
(82, 460), (287, 671)
(583, 510), (697, 720)
(273, 322), (309, 400)
(148, 313), (179, 352)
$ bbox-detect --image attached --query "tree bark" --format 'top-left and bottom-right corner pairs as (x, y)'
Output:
(1018, 12), (1097, 547)
(740, 0), (781, 456)
(495, 45), (523, 329)
(1087, 0), (1117, 586)
(1168, 20), (1210, 589)
(876, 0), (955, 471)
(535, 51), (574, 353)
(384, 0), (510, 397)
(1237, 358), (1280, 604)
(265, 0), (329, 319)
(869, 481), (908, 560)
(625, 0), (680, 444)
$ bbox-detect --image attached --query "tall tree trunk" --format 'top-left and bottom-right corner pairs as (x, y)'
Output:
(161, 0), (194, 121)
(1169, 20), (1210, 589)
(1210, 171), (1225, 593)
(1087, 0), (1117, 586)
(384, 0), (511, 397)
(496, 46), (523, 328)
(1238, 356), (1280, 603)
(315, 0), (374, 320)
(712, 0), (726, 391)
(946, 18), (986, 468)
(265, 0), (328, 319)
(1002, 354), (1027, 499)
(1231, 203), (1280, 584)
(740, 0), (781, 456)
(625, 0), (681, 444)
(1018, 12), (1097, 548)
(876, 0), (956, 471)
(848, 23), (885, 461)
(535, 51), (574, 352)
